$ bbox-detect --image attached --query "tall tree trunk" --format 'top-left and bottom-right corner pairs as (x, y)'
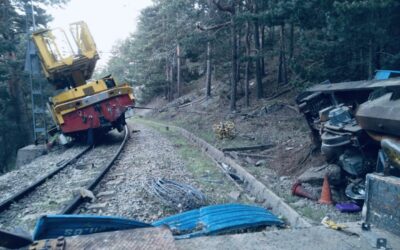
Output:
(253, 16), (263, 98)
(289, 22), (294, 59)
(260, 25), (265, 76)
(176, 43), (181, 97)
(368, 39), (373, 79)
(211, 0), (237, 110)
(165, 62), (170, 99)
(245, 21), (251, 107)
(278, 23), (288, 84)
(169, 63), (173, 101)
(236, 32), (241, 83)
(205, 41), (212, 97)
(269, 26), (275, 49)
(230, 16), (237, 111)
(163, 15), (170, 100)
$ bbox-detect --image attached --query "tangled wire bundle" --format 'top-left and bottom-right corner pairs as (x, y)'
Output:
(147, 178), (207, 211)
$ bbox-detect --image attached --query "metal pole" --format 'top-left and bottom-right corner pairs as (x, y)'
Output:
(30, 0), (36, 31)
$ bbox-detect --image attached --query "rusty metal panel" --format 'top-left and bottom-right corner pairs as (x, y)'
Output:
(306, 77), (400, 93)
(365, 173), (400, 235)
(57, 227), (176, 250)
(356, 93), (400, 136)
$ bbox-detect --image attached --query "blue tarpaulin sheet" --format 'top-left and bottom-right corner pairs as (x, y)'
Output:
(153, 203), (283, 239)
(374, 70), (400, 80)
(33, 204), (283, 240)
(33, 215), (151, 240)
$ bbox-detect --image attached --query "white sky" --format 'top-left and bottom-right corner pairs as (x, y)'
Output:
(47, 0), (153, 67)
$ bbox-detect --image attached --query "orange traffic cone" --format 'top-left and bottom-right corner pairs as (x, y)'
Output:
(318, 175), (333, 205)
(291, 182), (317, 200)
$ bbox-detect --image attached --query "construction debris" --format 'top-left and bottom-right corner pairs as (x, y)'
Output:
(321, 216), (359, 236)
(146, 178), (207, 211)
(335, 203), (361, 213)
(297, 164), (342, 186)
(79, 188), (96, 202)
(152, 204), (284, 239)
(291, 182), (317, 200)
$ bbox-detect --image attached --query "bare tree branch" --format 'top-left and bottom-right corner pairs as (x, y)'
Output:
(196, 21), (231, 31)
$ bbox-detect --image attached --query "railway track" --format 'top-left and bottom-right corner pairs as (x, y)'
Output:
(0, 125), (129, 231)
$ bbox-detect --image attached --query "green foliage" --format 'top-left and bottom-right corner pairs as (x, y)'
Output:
(0, 0), (67, 173)
(104, 0), (400, 100)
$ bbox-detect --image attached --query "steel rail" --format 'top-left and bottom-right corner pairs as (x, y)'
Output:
(0, 146), (92, 213)
(61, 125), (129, 214)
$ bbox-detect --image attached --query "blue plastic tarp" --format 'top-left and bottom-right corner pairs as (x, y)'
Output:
(374, 70), (400, 80)
(33, 204), (283, 241)
(153, 203), (283, 239)
(33, 215), (151, 240)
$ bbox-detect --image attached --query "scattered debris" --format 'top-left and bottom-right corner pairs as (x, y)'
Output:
(146, 178), (207, 211)
(321, 216), (359, 236)
(255, 160), (267, 167)
(335, 203), (361, 213)
(297, 75), (400, 210)
(361, 222), (371, 231)
(228, 191), (241, 201)
(291, 182), (317, 200)
(79, 188), (96, 202)
(297, 164), (342, 186)
(376, 238), (388, 249)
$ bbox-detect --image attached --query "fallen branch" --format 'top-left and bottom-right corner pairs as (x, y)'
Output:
(222, 144), (275, 152)
(266, 88), (292, 101)
(236, 152), (275, 159)
(284, 104), (299, 113)
(177, 96), (206, 108)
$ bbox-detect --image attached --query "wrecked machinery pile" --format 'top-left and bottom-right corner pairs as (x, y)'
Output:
(297, 72), (400, 203)
(32, 21), (135, 141)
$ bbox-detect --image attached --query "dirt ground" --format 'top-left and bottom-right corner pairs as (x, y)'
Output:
(140, 84), (361, 223)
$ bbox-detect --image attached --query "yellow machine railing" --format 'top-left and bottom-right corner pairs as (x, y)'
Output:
(32, 21), (99, 88)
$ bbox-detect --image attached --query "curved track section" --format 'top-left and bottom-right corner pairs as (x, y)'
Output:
(0, 126), (129, 231)
(61, 125), (129, 214)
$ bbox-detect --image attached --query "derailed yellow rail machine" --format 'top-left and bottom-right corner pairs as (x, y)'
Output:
(32, 21), (134, 139)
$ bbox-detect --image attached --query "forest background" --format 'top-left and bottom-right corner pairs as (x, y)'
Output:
(2, 0), (400, 172)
